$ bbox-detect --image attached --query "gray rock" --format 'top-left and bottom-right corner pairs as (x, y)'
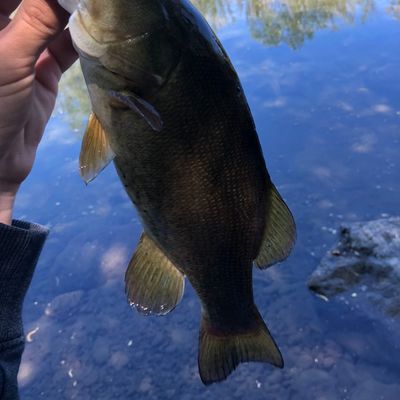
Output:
(350, 379), (400, 400)
(291, 369), (338, 399)
(45, 290), (84, 320)
(92, 337), (110, 365)
(308, 218), (400, 317)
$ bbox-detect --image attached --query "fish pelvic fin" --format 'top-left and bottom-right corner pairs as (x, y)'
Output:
(198, 306), (283, 385)
(125, 233), (185, 316)
(108, 90), (163, 132)
(79, 112), (115, 184)
(255, 184), (296, 269)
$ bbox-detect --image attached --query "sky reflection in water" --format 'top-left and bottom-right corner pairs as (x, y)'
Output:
(17, 0), (400, 398)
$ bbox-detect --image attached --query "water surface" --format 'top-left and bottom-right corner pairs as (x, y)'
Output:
(18, 0), (400, 398)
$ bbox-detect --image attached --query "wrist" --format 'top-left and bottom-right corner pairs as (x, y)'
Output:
(0, 193), (15, 225)
(0, 182), (19, 225)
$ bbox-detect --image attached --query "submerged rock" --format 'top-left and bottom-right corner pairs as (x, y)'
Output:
(308, 218), (400, 317)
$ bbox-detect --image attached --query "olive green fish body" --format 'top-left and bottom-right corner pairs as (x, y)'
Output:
(84, 1), (268, 323)
(64, 0), (296, 384)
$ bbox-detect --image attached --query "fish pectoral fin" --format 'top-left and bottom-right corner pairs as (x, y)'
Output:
(79, 112), (115, 184)
(125, 233), (185, 316)
(198, 306), (283, 385)
(108, 90), (163, 132)
(255, 184), (296, 269)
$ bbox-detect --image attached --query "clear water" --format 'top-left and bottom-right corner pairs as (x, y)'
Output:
(18, 0), (400, 398)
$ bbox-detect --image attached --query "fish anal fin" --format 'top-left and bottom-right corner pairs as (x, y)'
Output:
(255, 184), (296, 269)
(125, 233), (185, 315)
(79, 112), (115, 184)
(198, 306), (283, 385)
(108, 90), (163, 132)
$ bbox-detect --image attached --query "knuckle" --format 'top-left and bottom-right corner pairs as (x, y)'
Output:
(20, 2), (58, 38)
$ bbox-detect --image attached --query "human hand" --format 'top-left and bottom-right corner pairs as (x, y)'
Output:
(0, 0), (77, 225)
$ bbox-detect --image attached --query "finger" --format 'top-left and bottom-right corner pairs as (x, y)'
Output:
(0, 14), (11, 30)
(3, 0), (69, 62)
(0, 0), (21, 17)
(47, 28), (78, 73)
(35, 28), (78, 91)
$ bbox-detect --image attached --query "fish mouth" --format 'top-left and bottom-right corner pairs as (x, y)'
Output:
(69, 6), (108, 58)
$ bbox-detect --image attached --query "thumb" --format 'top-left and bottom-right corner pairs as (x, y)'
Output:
(3, 0), (69, 64)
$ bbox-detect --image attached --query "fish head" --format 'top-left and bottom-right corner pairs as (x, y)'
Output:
(59, 0), (166, 57)
(59, 0), (180, 95)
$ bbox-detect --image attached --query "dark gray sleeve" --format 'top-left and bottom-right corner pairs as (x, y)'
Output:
(0, 220), (49, 400)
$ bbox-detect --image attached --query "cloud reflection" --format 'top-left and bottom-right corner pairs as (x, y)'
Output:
(18, 361), (36, 388)
(101, 244), (129, 281)
(351, 133), (376, 153)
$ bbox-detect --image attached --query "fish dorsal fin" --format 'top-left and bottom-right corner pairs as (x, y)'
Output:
(125, 233), (185, 315)
(79, 112), (115, 184)
(255, 184), (296, 269)
(108, 90), (163, 132)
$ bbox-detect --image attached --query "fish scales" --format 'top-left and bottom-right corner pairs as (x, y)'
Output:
(61, 0), (296, 384)
(113, 53), (266, 322)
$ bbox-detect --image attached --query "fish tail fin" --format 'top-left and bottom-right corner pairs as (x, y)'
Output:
(198, 306), (283, 385)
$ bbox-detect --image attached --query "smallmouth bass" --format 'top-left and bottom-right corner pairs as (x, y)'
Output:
(59, 0), (296, 384)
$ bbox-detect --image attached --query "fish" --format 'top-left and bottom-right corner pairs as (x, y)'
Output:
(59, 0), (296, 385)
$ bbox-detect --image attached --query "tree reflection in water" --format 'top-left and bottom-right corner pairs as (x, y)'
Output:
(56, 62), (90, 134)
(387, 0), (400, 19)
(192, 0), (240, 28)
(193, 0), (377, 48)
